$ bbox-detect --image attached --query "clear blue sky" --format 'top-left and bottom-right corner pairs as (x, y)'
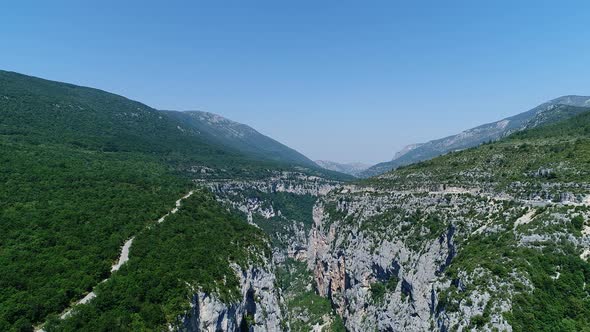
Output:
(2, 1), (590, 164)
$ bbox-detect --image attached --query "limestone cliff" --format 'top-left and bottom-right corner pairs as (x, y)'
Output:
(308, 184), (590, 331)
(180, 263), (283, 332)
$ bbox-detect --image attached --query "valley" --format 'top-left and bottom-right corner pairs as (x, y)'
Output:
(2, 70), (590, 332)
(4, 2), (590, 331)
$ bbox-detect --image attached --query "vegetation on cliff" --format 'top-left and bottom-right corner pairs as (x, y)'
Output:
(46, 191), (270, 331)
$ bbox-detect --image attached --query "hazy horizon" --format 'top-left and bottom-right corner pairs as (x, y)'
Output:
(3, 1), (590, 164)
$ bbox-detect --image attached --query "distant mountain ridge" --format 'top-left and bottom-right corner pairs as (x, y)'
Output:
(0, 69), (343, 180)
(360, 95), (590, 177)
(163, 110), (319, 168)
(314, 160), (371, 177)
(392, 143), (424, 160)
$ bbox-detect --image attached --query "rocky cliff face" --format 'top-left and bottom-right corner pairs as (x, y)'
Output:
(187, 128), (590, 332)
(307, 184), (590, 331)
(180, 262), (283, 332)
(178, 182), (590, 332)
(307, 187), (467, 331)
(186, 109), (590, 331)
(201, 171), (340, 260)
(202, 171), (340, 197)
(200, 171), (344, 331)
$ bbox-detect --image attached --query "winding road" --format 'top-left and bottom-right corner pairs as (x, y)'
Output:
(35, 190), (194, 331)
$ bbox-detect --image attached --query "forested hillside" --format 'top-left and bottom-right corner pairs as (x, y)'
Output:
(0, 70), (322, 331)
(0, 140), (190, 331)
(0, 70), (314, 177)
(163, 110), (319, 168)
(44, 191), (270, 331)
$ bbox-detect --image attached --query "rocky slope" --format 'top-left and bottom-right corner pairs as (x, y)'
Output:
(361, 96), (590, 177)
(392, 143), (424, 160)
(201, 171), (339, 255)
(201, 171), (345, 331)
(180, 262), (283, 332)
(306, 186), (575, 331)
(306, 111), (590, 331)
(189, 110), (590, 331)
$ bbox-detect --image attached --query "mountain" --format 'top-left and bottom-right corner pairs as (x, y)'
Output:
(6, 68), (590, 332)
(163, 110), (318, 168)
(392, 143), (424, 160)
(315, 160), (371, 177)
(361, 95), (590, 177)
(0, 70), (253, 166)
(0, 70), (343, 179)
(0, 69), (278, 331)
(309, 109), (590, 331)
(0, 70), (347, 331)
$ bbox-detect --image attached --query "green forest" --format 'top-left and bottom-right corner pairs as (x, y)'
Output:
(0, 70), (281, 331)
(45, 192), (270, 331)
(0, 140), (191, 331)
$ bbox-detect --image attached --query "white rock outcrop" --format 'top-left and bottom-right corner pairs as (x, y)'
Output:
(180, 264), (283, 332)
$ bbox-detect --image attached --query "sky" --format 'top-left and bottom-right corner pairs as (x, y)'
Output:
(2, 1), (590, 164)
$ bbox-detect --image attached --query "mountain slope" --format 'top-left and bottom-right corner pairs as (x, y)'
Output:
(392, 143), (424, 160)
(0, 70), (347, 180)
(315, 160), (371, 177)
(163, 110), (318, 168)
(361, 95), (590, 177)
(310, 110), (590, 331)
(0, 70), (250, 165)
(0, 70), (290, 331)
